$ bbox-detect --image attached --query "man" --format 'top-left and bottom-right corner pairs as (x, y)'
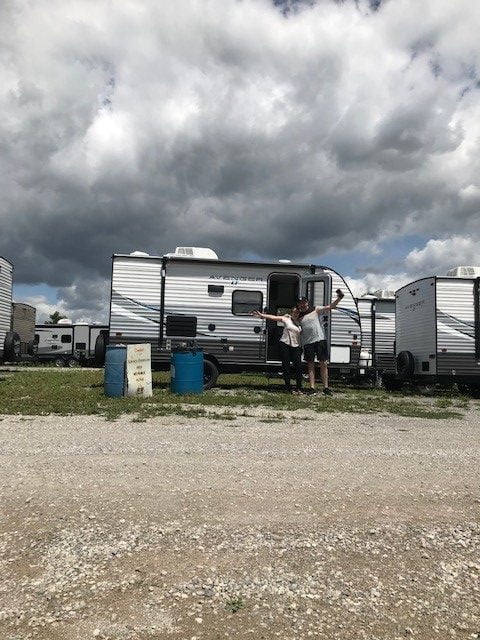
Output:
(297, 289), (344, 396)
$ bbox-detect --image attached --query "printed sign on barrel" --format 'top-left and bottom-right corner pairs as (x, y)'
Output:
(126, 344), (153, 397)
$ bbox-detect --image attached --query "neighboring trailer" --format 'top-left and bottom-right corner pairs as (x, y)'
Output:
(12, 303), (36, 356)
(372, 297), (396, 375)
(0, 257), (21, 362)
(34, 323), (109, 367)
(356, 294), (396, 380)
(395, 276), (480, 391)
(108, 251), (362, 386)
(356, 297), (374, 371)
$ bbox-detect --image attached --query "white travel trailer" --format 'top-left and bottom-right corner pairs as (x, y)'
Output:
(34, 321), (109, 367)
(107, 248), (362, 387)
(356, 290), (396, 383)
(0, 256), (21, 362)
(394, 268), (480, 393)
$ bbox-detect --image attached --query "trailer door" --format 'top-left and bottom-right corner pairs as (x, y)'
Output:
(266, 273), (300, 362)
(73, 325), (89, 359)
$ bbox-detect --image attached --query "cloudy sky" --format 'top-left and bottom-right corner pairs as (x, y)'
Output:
(1, 0), (479, 321)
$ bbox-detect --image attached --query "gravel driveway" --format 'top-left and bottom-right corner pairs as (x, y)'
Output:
(1, 408), (479, 639)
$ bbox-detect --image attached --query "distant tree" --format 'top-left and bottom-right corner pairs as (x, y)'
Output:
(46, 311), (67, 324)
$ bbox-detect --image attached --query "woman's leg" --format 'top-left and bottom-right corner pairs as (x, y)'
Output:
(291, 346), (303, 391)
(279, 342), (291, 390)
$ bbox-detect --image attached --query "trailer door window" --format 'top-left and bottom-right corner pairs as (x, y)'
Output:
(232, 290), (263, 315)
(307, 281), (325, 307)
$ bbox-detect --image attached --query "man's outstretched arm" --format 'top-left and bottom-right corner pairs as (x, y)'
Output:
(315, 289), (344, 313)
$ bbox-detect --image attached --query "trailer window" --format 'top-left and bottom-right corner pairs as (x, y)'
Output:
(306, 281), (325, 307)
(75, 342), (87, 350)
(232, 290), (263, 315)
(61, 334), (72, 344)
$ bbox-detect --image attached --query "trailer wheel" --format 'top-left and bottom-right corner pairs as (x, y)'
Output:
(4, 331), (21, 362)
(54, 357), (65, 368)
(381, 374), (403, 392)
(467, 383), (480, 398)
(203, 359), (219, 390)
(457, 382), (470, 395)
(396, 351), (415, 378)
(66, 357), (80, 368)
(94, 332), (108, 367)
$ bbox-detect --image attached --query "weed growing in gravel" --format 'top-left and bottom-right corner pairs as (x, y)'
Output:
(0, 370), (475, 420)
(225, 596), (245, 613)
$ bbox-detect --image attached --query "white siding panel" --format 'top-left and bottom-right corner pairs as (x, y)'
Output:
(165, 262), (270, 345)
(110, 257), (162, 340)
(0, 257), (13, 354)
(327, 270), (361, 348)
(436, 279), (475, 353)
(396, 278), (436, 375)
(374, 299), (395, 354)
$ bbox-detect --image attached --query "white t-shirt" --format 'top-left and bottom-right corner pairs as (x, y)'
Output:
(279, 316), (302, 348)
(300, 308), (325, 345)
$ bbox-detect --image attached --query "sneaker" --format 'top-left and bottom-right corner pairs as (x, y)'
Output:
(303, 388), (317, 396)
(323, 387), (333, 396)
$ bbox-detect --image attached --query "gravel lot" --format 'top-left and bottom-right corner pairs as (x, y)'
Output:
(1, 407), (479, 640)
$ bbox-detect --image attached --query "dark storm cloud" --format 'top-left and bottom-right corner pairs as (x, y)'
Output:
(1, 0), (480, 317)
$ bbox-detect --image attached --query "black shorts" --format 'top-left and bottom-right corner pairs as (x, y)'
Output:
(303, 340), (328, 363)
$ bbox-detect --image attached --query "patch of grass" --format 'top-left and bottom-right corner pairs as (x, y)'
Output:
(0, 370), (473, 420)
(225, 596), (245, 613)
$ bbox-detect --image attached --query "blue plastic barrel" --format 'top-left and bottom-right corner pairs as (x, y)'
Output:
(104, 345), (127, 397)
(171, 347), (204, 394)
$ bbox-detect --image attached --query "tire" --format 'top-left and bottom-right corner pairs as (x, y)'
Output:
(467, 383), (480, 399)
(66, 357), (80, 368)
(381, 374), (403, 392)
(396, 351), (415, 378)
(54, 357), (65, 368)
(203, 359), (219, 390)
(94, 332), (108, 367)
(3, 331), (21, 362)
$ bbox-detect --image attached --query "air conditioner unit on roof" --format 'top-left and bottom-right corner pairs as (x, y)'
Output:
(165, 247), (219, 259)
(446, 266), (480, 277)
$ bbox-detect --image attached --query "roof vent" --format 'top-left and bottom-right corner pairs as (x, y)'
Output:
(130, 251), (150, 257)
(446, 266), (480, 277)
(278, 259), (292, 263)
(371, 289), (396, 299)
(57, 318), (72, 325)
(166, 247), (218, 260)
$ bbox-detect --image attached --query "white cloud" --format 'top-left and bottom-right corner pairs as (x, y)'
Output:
(1, 0), (480, 317)
(405, 236), (480, 276)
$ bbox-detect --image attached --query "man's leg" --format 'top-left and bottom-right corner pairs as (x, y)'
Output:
(319, 360), (328, 389)
(308, 361), (316, 389)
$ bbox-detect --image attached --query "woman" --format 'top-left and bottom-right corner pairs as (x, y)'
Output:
(252, 307), (303, 394)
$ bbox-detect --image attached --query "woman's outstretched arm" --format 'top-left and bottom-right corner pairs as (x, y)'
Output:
(251, 310), (286, 322)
